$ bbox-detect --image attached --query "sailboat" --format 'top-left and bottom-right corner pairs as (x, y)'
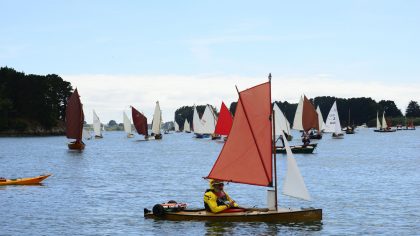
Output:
(93, 110), (103, 139)
(274, 103), (293, 141)
(174, 121), (181, 132)
(82, 127), (92, 140)
(183, 119), (191, 133)
(131, 106), (149, 139)
(292, 95), (322, 139)
(374, 112), (396, 132)
(66, 88), (85, 150)
(123, 111), (134, 138)
(405, 119), (416, 130)
(193, 105), (216, 138)
(345, 109), (355, 134)
(144, 76), (322, 222)
(214, 102), (233, 141)
(151, 101), (163, 140)
(316, 106), (325, 132)
(324, 101), (344, 139)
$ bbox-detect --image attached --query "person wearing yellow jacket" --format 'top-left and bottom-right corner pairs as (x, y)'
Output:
(204, 179), (239, 213)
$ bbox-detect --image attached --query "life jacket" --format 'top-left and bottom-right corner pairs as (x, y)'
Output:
(204, 189), (228, 211)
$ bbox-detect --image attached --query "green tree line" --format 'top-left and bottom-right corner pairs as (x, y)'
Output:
(0, 67), (73, 132)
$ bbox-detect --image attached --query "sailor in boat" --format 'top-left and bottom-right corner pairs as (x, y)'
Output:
(204, 180), (240, 213)
(301, 132), (311, 147)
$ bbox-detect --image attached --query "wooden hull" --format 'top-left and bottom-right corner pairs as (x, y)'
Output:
(0, 174), (51, 186)
(154, 134), (163, 140)
(144, 208), (322, 223)
(94, 135), (103, 139)
(276, 144), (317, 154)
(68, 142), (85, 150)
(374, 129), (396, 132)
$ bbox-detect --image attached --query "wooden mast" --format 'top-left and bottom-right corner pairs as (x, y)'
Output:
(269, 73), (278, 211)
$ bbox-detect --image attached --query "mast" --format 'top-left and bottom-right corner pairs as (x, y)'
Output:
(269, 73), (278, 211)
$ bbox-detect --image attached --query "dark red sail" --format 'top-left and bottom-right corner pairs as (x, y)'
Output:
(132, 106), (148, 136)
(65, 89), (84, 140)
(302, 95), (319, 132)
(214, 102), (233, 135)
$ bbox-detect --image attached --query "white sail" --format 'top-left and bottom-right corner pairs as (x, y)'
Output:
(93, 110), (102, 137)
(200, 105), (217, 134)
(193, 106), (204, 133)
(123, 111), (132, 134)
(274, 103), (291, 135)
(281, 130), (311, 201)
(324, 101), (342, 133)
(82, 128), (91, 140)
(376, 112), (381, 129)
(292, 96), (304, 130)
(174, 121), (180, 132)
(316, 106), (325, 131)
(381, 112), (387, 129)
(184, 119), (191, 132)
(151, 101), (162, 134)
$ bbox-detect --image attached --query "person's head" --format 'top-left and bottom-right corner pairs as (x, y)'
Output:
(210, 180), (224, 192)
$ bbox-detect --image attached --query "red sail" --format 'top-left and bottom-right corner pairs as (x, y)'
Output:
(65, 89), (84, 140)
(302, 95), (319, 132)
(132, 106), (148, 136)
(207, 82), (273, 187)
(214, 102), (233, 135)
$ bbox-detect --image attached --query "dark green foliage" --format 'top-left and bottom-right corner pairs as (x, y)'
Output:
(229, 102), (237, 116)
(108, 120), (117, 127)
(405, 101), (420, 117)
(0, 67), (72, 131)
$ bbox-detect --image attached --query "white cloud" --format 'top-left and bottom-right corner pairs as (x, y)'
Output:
(63, 73), (419, 124)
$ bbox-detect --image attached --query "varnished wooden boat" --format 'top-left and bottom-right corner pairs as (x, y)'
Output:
(68, 141), (85, 150)
(144, 207), (322, 223)
(0, 174), (51, 186)
(276, 143), (317, 154)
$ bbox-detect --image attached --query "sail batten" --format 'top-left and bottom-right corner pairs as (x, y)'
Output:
(206, 82), (272, 187)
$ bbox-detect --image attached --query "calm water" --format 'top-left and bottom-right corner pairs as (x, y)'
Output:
(1, 129), (419, 235)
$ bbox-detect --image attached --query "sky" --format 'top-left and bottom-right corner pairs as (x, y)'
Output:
(1, 1), (419, 123)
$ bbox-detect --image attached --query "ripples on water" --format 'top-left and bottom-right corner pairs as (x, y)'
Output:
(0, 129), (419, 235)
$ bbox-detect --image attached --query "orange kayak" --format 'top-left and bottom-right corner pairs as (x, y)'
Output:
(0, 174), (51, 186)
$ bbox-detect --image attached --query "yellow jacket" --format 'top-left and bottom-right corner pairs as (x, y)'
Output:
(203, 189), (239, 213)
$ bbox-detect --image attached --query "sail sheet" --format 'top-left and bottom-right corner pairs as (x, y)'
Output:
(292, 96), (304, 130)
(131, 106), (148, 136)
(214, 102), (233, 136)
(207, 82), (273, 187)
(151, 101), (162, 134)
(193, 107), (203, 133)
(281, 130), (311, 201)
(376, 112), (381, 129)
(274, 103), (291, 136)
(316, 106), (325, 131)
(324, 101), (342, 133)
(183, 119), (191, 132)
(302, 96), (319, 132)
(123, 111), (132, 134)
(201, 105), (217, 134)
(65, 89), (84, 140)
(93, 110), (102, 136)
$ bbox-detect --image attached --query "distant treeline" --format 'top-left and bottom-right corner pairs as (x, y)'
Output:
(0, 67), (72, 134)
(175, 97), (420, 129)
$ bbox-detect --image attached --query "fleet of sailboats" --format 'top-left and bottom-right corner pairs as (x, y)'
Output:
(193, 105), (217, 138)
(374, 112), (396, 132)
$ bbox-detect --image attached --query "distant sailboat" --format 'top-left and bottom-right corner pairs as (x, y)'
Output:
(66, 88), (85, 150)
(151, 101), (163, 140)
(93, 110), (103, 139)
(324, 101), (344, 138)
(82, 127), (92, 140)
(201, 105), (218, 139)
(174, 121), (180, 132)
(292, 95), (321, 139)
(345, 109), (355, 134)
(131, 106), (149, 139)
(183, 119), (191, 133)
(374, 112), (396, 132)
(123, 111), (134, 138)
(273, 103), (293, 141)
(214, 102), (233, 140)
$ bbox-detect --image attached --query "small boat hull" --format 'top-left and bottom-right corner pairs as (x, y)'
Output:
(374, 129), (396, 132)
(68, 141), (85, 150)
(276, 144), (317, 154)
(154, 134), (163, 140)
(144, 208), (322, 223)
(0, 174), (51, 186)
(309, 134), (322, 139)
(127, 133), (134, 138)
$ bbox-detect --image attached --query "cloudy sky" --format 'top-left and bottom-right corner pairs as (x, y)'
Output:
(1, 1), (419, 123)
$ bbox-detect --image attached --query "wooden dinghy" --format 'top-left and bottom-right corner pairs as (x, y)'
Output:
(144, 207), (322, 223)
(0, 174), (51, 186)
(276, 143), (317, 154)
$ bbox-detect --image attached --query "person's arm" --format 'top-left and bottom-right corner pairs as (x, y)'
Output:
(225, 192), (239, 207)
(204, 192), (229, 213)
